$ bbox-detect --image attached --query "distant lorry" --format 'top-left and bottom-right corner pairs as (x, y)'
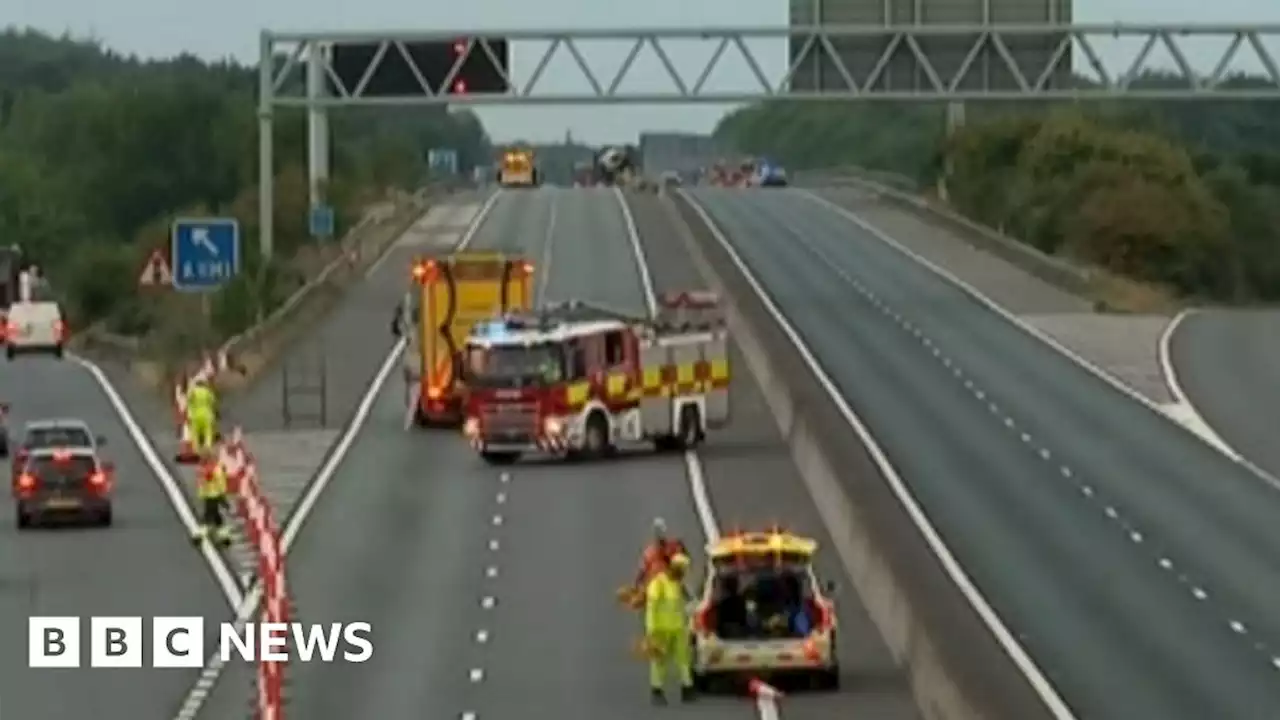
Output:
(572, 160), (595, 187)
(595, 146), (637, 186)
(498, 149), (538, 188)
(395, 252), (535, 427)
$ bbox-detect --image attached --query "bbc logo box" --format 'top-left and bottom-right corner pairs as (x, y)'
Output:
(28, 617), (209, 668)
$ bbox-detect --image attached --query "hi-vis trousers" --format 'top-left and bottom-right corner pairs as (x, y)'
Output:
(192, 495), (231, 543)
(648, 627), (692, 691)
(188, 409), (215, 453)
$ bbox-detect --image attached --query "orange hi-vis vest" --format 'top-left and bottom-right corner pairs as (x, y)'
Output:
(639, 539), (687, 582)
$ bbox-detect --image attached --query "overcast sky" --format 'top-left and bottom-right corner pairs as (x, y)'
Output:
(7, 0), (1280, 143)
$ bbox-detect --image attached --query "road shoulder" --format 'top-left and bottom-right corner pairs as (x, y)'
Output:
(808, 187), (1176, 405)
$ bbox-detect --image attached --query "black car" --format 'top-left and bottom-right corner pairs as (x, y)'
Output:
(13, 447), (114, 528)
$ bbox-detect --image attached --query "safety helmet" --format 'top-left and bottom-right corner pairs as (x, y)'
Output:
(669, 553), (690, 571)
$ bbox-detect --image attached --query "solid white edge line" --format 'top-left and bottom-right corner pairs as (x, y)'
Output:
(677, 188), (1076, 720)
(612, 186), (659, 319)
(611, 187), (773, 716)
(282, 189), (502, 552)
(169, 190), (503, 720)
(1157, 309), (1195, 406)
(797, 189), (1280, 489)
(73, 354), (243, 612)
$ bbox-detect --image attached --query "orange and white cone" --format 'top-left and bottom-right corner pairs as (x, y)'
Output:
(174, 421), (199, 464)
(746, 677), (783, 701)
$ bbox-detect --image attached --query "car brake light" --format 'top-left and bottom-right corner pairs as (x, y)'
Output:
(427, 385), (442, 400)
(87, 472), (108, 489)
(16, 474), (36, 491)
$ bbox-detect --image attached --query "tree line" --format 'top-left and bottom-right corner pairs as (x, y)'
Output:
(715, 72), (1280, 304)
(0, 28), (492, 344)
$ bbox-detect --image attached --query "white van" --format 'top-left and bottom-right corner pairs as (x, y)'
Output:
(5, 301), (66, 359)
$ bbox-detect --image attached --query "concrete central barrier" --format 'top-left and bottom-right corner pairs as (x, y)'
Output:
(665, 191), (1066, 720)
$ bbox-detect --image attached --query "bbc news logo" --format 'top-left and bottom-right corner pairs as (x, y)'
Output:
(28, 617), (373, 668)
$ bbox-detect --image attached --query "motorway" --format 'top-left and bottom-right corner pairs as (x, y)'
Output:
(685, 187), (1280, 719)
(1166, 309), (1280, 478)
(0, 356), (227, 719)
(194, 186), (915, 719)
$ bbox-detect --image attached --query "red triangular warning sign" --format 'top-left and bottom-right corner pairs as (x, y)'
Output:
(139, 250), (173, 287)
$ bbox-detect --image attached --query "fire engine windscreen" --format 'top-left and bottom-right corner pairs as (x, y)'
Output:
(464, 344), (564, 387)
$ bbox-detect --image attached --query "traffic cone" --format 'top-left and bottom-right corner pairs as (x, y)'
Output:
(175, 422), (199, 464)
(746, 677), (783, 701)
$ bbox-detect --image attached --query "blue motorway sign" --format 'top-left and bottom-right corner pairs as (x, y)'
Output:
(310, 204), (335, 239)
(171, 217), (240, 291)
(428, 148), (459, 175)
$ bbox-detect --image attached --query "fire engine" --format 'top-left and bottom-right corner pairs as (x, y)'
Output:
(461, 292), (731, 464)
(394, 253), (534, 427)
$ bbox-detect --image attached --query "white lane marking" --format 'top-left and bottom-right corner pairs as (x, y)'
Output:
(171, 194), (505, 719)
(492, 514), (503, 526)
(73, 355), (243, 612)
(766, 195), (1280, 673)
(801, 191), (1280, 490)
(496, 492), (506, 504)
(476, 629), (489, 643)
(613, 187), (780, 716)
(486, 566), (498, 578)
(462, 713), (477, 720)
(534, 190), (560, 305)
(469, 668), (484, 682)
(677, 189), (1077, 719)
(481, 596), (495, 609)
(1156, 309), (1247, 456)
(488, 539), (500, 551)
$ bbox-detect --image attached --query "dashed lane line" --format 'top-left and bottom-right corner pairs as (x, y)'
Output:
(460, 472), (510, 720)
(781, 215), (1280, 674)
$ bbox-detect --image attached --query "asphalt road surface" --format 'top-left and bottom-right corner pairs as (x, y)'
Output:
(1167, 309), (1280, 478)
(685, 187), (1280, 720)
(0, 355), (227, 719)
(195, 186), (916, 719)
(626, 191), (917, 720)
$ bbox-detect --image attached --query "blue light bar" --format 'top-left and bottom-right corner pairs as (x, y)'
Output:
(472, 320), (510, 340)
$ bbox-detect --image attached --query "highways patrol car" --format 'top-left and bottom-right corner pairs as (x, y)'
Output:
(690, 529), (840, 691)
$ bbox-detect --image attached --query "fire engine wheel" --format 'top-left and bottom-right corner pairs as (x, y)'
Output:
(584, 411), (613, 458)
(676, 405), (702, 449)
(481, 451), (521, 465)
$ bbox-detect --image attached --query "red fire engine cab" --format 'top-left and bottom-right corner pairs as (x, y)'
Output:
(461, 292), (731, 465)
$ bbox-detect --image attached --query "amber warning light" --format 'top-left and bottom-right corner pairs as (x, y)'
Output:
(412, 260), (439, 282)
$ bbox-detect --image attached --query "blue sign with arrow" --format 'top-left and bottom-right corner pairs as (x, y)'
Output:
(171, 217), (240, 291)
(310, 204), (335, 239)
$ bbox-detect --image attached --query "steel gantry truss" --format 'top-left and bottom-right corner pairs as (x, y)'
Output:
(261, 24), (1280, 107)
(254, 23), (1280, 259)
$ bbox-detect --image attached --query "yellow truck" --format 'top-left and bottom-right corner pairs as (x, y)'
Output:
(399, 252), (534, 427)
(498, 149), (538, 187)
